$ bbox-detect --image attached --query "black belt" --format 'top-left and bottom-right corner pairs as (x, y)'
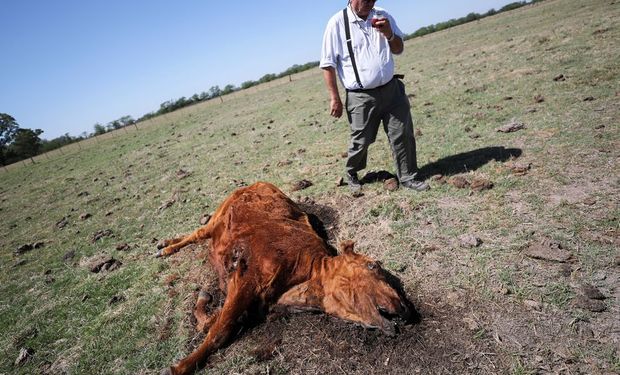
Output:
(346, 74), (404, 93)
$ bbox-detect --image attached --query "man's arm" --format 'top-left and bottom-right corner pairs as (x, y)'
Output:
(375, 19), (404, 54)
(322, 67), (343, 118)
(387, 33), (404, 55)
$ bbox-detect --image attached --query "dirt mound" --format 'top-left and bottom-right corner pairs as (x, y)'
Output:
(523, 239), (572, 262)
(81, 254), (122, 273)
(291, 179), (313, 191)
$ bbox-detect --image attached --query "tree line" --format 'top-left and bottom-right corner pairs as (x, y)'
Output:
(403, 0), (544, 40)
(0, 112), (142, 166)
(1, 113), (44, 166)
(137, 61), (319, 122)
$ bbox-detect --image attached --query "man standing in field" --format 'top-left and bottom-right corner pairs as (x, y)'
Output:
(320, 0), (429, 192)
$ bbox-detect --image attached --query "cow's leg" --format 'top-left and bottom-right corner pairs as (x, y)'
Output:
(276, 279), (324, 313)
(156, 236), (185, 250)
(194, 291), (219, 333)
(156, 225), (212, 257)
(157, 188), (249, 258)
(164, 272), (255, 375)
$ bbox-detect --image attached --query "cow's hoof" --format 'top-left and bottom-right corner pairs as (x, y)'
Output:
(198, 290), (213, 303)
(155, 249), (163, 258)
(156, 240), (168, 250)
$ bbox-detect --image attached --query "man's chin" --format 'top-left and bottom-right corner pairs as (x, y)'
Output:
(353, 6), (373, 17)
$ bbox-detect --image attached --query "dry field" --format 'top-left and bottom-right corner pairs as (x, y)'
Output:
(1, 0), (618, 374)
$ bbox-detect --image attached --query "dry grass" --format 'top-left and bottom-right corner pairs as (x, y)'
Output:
(1, 0), (618, 373)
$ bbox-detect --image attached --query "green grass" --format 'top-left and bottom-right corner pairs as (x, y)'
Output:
(1, 0), (619, 373)
(542, 282), (575, 308)
(511, 357), (535, 375)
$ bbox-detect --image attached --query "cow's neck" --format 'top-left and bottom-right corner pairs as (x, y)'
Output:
(312, 254), (345, 280)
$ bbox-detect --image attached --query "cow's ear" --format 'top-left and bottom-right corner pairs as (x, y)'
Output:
(339, 240), (355, 255)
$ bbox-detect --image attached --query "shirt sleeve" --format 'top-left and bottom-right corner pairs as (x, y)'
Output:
(320, 16), (340, 69)
(387, 13), (404, 38)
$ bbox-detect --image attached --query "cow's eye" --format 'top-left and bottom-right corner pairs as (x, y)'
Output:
(367, 262), (377, 270)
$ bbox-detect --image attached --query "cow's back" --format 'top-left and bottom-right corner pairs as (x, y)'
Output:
(210, 182), (307, 233)
(207, 182), (327, 292)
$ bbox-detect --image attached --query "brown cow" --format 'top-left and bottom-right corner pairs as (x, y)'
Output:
(157, 182), (417, 375)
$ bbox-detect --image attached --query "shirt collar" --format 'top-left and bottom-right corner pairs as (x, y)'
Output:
(346, 6), (368, 24)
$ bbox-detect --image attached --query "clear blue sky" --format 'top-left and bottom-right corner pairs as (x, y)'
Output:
(1, 0), (518, 140)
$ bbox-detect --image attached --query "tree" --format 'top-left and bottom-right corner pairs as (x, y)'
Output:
(159, 100), (173, 113)
(258, 73), (276, 84)
(221, 84), (236, 95)
(173, 97), (188, 109)
(93, 123), (106, 135)
(40, 132), (76, 153)
(485, 8), (497, 17)
(209, 85), (221, 99)
(0, 113), (20, 165)
(118, 115), (135, 127)
(464, 12), (481, 22)
(11, 128), (43, 163)
(500, 2), (527, 12)
(241, 80), (257, 90)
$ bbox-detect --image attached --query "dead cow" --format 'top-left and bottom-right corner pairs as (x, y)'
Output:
(157, 182), (418, 375)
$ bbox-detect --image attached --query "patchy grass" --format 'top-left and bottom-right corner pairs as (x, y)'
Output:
(1, 0), (618, 373)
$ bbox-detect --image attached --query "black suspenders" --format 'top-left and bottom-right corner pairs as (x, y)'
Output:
(343, 8), (363, 90)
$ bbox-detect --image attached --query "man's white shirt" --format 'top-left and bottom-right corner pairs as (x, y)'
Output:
(320, 6), (404, 90)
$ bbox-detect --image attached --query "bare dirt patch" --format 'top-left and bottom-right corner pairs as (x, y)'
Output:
(523, 239), (573, 263)
(227, 300), (505, 375)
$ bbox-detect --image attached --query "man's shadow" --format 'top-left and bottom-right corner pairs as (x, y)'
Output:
(361, 146), (522, 182)
(417, 146), (522, 179)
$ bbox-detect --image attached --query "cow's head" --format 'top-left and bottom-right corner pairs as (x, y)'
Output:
(322, 240), (417, 335)
(279, 240), (418, 335)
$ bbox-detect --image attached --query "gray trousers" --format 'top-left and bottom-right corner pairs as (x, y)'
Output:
(345, 78), (419, 183)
